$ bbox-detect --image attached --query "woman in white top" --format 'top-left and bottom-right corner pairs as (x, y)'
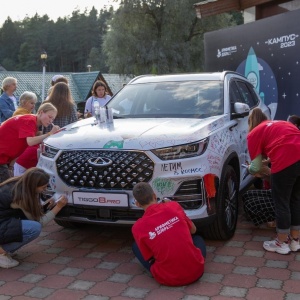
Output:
(84, 80), (112, 118)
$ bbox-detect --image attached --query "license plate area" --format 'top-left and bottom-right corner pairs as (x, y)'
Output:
(72, 192), (129, 207)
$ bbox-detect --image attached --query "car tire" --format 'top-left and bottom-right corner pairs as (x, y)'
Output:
(203, 164), (239, 240)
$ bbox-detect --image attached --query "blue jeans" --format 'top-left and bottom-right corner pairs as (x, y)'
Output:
(271, 160), (300, 233)
(132, 234), (206, 272)
(1, 220), (42, 254)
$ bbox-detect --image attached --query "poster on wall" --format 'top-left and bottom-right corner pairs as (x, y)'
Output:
(204, 9), (300, 120)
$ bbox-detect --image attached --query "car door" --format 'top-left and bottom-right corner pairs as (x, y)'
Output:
(229, 79), (260, 189)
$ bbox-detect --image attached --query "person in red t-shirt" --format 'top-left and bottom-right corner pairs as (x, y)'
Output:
(247, 108), (300, 255)
(131, 182), (206, 286)
(0, 103), (60, 182)
(14, 145), (40, 176)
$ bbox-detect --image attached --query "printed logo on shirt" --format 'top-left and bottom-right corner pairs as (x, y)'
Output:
(149, 231), (156, 240)
(148, 216), (180, 239)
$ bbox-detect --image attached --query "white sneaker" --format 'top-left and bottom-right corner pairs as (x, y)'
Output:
(0, 253), (19, 268)
(263, 239), (291, 255)
(290, 239), (300, 252)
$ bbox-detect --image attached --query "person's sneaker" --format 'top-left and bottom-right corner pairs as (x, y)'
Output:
(0, 253), (19, 268)
(290, 239), (300, 252)
(263, 239), (291, 254)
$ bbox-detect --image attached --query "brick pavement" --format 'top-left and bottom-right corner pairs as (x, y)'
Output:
(1, 212), (300, 300)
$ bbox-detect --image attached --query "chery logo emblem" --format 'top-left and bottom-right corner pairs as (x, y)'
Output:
(88, 157), (112, 167)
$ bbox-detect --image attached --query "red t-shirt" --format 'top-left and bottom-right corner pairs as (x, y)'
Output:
(0, 115), (37, 164)
(132, 201), (205, 286)
(16, 144), (39, 169)
(247, 120), (300, 173)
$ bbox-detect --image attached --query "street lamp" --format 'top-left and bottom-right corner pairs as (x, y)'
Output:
(87, 64), (92, 72)
(41, 50), (47, 101)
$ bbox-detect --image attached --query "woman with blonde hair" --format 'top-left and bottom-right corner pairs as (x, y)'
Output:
(0, 103), (60, 183)
(13, 91), (37, 116)
(247, 107), (300, 254)
(43, 82), (77, 133)
(0, 167), (67, 268)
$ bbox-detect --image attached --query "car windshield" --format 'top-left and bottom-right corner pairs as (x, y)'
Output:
(107, 80), (224, 118)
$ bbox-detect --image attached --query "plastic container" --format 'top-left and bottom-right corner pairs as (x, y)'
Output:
(93, 101), (100, 122)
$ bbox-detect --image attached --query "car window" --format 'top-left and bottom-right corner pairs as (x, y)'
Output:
(235, 81), (257, 108)
(229, 80), (259, 110)
(229, 80), (241, 111)
(108, 81), (224, 118)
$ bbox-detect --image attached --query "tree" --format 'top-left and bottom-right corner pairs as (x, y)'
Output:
(103, 0), (240, 75)
(17, 14), (53, 71)
(0, 3), (241, 73)
(0, 7), (115, 72)
(0, 18), (23, 70)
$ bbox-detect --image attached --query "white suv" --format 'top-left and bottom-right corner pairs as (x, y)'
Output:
(38, 71), (270, 240)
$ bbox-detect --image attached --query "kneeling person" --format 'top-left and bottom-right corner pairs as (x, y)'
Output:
(132, 182), (206, 286)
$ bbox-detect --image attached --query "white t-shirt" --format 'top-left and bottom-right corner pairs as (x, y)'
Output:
(84, 95), (112, 116)
(9, 95), (18, 109)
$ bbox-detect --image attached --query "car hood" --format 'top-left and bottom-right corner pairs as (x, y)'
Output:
(45, 116), (225, 150)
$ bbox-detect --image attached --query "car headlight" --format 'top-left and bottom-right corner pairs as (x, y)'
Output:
(152, 138), (208, 160)
(41, 144), (60, 158)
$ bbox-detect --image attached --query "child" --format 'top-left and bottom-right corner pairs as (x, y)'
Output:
(13, 91), (37, 116)
(131, 182), (206, 286)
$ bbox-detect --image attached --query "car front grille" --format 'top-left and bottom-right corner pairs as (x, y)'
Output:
(57, 206), (145, 222)
(56, 150), (154, 189)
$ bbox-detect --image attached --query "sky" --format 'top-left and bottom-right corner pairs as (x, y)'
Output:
(0, 0), (119, 26)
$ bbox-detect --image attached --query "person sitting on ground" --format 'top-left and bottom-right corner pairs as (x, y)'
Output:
(13, 91), (37, 116)
(0, 167), (68, 269)
(0, 77), (18, 123)
(242, 156), (275, 227)
(0, 103), (60, 183)
(242, 175), (275, 228)
(84, 80), (112, 118)
(131, 182), (206, 286)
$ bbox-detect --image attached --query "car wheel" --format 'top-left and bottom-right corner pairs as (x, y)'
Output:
(204, 165), (239, 240)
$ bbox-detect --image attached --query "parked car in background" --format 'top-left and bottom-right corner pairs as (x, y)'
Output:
(38, 71), (271, 240)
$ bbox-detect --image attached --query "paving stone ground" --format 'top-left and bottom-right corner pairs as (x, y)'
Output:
(1, 206), (299, 300)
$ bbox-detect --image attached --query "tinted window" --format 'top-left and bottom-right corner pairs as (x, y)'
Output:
(235, 81), (258, 108)
(108, 81), (224, 119)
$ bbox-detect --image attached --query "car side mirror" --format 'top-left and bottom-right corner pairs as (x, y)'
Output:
(232, 102), (250, 119)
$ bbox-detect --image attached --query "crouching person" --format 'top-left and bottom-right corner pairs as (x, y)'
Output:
(0, 167), (67, 268)
(131, 182), (206, 286)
